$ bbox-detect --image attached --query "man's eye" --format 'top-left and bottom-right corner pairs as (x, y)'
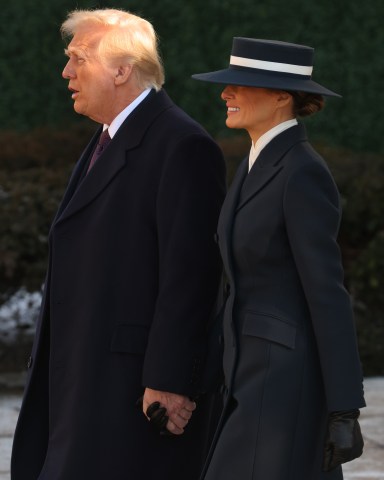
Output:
(77, 57), (85, 64)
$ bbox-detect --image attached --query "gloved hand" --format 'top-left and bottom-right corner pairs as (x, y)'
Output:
(136, 396), (174, 436)
(323, 409), (364, 471)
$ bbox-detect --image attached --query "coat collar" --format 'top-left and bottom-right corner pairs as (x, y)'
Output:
(236, 123), (307, 211)
(54, 90), (174, 226)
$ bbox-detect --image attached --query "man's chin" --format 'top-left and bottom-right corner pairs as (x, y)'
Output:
(73, 102), (84, 115)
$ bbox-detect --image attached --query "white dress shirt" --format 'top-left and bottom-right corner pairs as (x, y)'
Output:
(103, 88), (152, 137)
(248, 118), (298, 171)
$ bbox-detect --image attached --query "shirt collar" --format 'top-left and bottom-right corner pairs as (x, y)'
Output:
(103, 88), (152, 138)
(249, 118), (298, 171)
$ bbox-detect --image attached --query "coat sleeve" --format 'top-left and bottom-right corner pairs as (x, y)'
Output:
(283, 159), (365, 411)
(142, 133), (226, 396)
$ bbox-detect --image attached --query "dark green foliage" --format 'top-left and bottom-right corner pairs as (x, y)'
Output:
(324, 147), (384, 376)
(1, 0), (384, 152)
(0, 122), (95, 296)
(351, 232), (384, 375)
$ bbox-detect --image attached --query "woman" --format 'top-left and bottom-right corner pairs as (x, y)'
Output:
(192, 38), (365, 480)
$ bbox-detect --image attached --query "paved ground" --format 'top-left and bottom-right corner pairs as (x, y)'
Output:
(0, 376), (383, 480)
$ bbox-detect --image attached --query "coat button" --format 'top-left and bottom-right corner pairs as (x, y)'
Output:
(27, 355), (33, 369)
(224, 283), (230, 298)
(214, 233), (219, 243)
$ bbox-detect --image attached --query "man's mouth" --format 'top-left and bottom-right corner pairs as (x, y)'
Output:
(69, 87), (79, 99)
(227, 107), (240, 113)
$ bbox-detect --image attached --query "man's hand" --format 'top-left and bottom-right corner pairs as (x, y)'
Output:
(143, 388), (196, 435)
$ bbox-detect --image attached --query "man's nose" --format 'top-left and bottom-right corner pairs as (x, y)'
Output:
(62, 61), (75, 79)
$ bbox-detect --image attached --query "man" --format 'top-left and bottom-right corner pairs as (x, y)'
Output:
(11, 9), (226, 480)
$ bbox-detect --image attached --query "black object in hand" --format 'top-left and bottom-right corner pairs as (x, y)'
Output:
(323, 409), (364, 471)
(146, 402), (168, 429)
(136, 396), (174, 436)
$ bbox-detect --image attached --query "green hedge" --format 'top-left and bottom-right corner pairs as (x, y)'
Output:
(324, 146), (384, 376)
(0, 0), (383, 153)
(0, 123), (94, 296)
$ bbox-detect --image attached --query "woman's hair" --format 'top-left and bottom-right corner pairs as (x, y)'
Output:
(289, 91), (325, 117)
(61, 9), (164, 91)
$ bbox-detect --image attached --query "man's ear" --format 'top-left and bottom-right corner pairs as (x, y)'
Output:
(114, 64), (133, 85)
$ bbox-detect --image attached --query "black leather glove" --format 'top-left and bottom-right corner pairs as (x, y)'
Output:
(136, 396), (174, 436)
(323, 409), (364, 471)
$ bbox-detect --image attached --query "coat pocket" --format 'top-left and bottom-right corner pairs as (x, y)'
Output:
(242, 311), (296, 349)
(110, 324), (149, 354)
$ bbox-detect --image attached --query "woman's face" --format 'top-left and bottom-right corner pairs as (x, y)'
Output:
(221, 85), (289, 141)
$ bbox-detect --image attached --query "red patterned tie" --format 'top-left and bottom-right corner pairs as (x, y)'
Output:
(87, 129), (111, 173)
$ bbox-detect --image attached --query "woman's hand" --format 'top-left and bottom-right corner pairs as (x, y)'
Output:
(323, 409), (364, 471)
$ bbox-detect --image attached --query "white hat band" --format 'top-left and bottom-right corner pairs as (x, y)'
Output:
(230, 55), (313, 76)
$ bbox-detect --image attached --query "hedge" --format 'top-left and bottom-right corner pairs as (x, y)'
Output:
(0, 0), (383, 153)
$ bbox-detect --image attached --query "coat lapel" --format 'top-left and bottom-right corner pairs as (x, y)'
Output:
(54, 90), (174, 226)
(219, 124), (307, 277)
(51, 128), (100, 226)
(54, 137), (127, 225)
(236, 124), (307, 212)
(218, 157), (248, 278)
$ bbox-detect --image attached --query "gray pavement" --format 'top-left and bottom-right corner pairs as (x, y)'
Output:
(0, 376), (383, 480)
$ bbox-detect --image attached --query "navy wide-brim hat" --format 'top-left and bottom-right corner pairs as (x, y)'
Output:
(192, 38), (341, 97)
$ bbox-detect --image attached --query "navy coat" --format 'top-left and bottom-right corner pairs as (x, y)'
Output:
(203, 124), (365, 480)
(11, 89), (226, 480)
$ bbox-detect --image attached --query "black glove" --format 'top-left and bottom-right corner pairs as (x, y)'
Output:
(323, 409), (364, 471)
(136, 396), (174, 436)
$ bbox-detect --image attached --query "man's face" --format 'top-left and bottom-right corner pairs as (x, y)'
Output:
(62, 27), (117, 124)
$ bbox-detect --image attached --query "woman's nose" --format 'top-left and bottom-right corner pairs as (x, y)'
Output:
(221, 86), (234, 101)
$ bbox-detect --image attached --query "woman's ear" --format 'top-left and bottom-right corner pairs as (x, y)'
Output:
(114, 64), (133, 85)
(277, 91), (292, 104)
(275, 90), (294, 111)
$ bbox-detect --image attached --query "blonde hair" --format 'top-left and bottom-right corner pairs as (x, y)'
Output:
(61, 9), (164, 91)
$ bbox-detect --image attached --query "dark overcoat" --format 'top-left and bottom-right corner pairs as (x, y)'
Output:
(11, 89), (226, 480)
(203, 124), (365, 480)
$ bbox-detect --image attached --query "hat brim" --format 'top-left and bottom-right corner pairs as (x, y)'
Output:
(192, 67), (341, 97)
